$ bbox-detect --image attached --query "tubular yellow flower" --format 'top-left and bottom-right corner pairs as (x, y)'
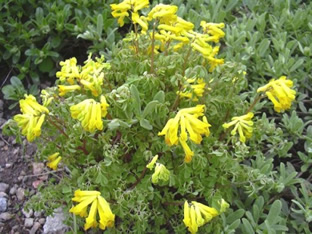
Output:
(146, 155), (159, 170)
(177, 78), (206, 101)
(70, 99), (105, 132)
(84, 199), (98, 230)
(222, 112), (254, 143)
(200, 21), (225, 43)
(97, 195), (115, 230)
(80, 73), (104, 97)
(100, 95), (109, 117)
(132, 12), (148, 34)
(184, 201), (219, 234)
(218, 199), (230, 213)
(147, 4), (178, 24)
(70, 190), (115, 231)
(40, 89), (54, 107)
(158, 105), (211, 162)
(14, 95), (49, 142)
(56, 57), (80, 84)
(58, 85), (81, 96)
(46, 152), (62, 170)
(151, 163), (170, 184)
(257, 76), (296, 113)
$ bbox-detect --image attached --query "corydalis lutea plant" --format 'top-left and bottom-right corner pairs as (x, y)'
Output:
(5, 0), (298, 233)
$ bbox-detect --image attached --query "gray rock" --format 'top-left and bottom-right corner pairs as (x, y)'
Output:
(30, 222), (41, 234)
(24, 218), (34, 228)
(43, 208), (69, 234)
(0, 197), (8, 212)
(38, 218), (45, 225)
(0, 183), (9, 193)
(0, 212), (13, 221)
(9, 185), (17, 195)
(0, 99), (3, 110)
(34, 211), (42, 217)
(5, 163), (12, 168)
(0, 192), (7, 197)
(22, 208), (33, 218)
(16, 188), (25, 201)
(0, 141), (4, 147)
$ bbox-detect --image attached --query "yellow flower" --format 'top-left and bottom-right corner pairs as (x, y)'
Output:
(14, 95), (49, 142)
(146, 155), (159, 170)
(56, 57), (80, 84)
(158, 105), (211, 162)
(200, 21), (225, 43)
(40, 89), (54, 107)
(70, 190), (115, 231)
(110, 0), (149, 27)
(177, 78), (206, 101)
(132, 12), (148, 34)
(257, 76), (296, 113)
(218, 199), (230, 213)
(19, 94), (49, 115)
(46, 152), (62, 170)
(222, 112), (254, 143)
(58, 85), (81, 96)
(147, 4), (178, 24)
(70, 99), (106, 132)
(151, 163), (170, 184)
(183, 201), (219, 234)
(80, 73), (104, 97)
(100, 95), (109, 117)
(98, 195), (115, 230)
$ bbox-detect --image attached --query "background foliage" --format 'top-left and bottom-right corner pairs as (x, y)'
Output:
(1, 0), (312, 233)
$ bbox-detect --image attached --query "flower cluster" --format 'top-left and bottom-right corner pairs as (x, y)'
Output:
(70, 190), (115, 231)
(222, 112), (254, 143)
(111, 2), (225, 72)
(257, 76), (296, 113)
(183, 201), (219, 234)
(146, 155), (170, 184)
(56, 55), (110, 132)
(70, 96), (109, 132)
(177, 78), (206, 101)
(46, 152), (62, 170)
(158, 105), (211, 162)
(14, 95), (49, 142)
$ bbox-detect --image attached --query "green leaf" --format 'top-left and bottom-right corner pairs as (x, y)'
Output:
(290, 58), (304, 72)
(10, 76), (23, 88)
(226, 209), (245, 224)
(140, 119), (153, 130)
(225, 0), (239, 12)
(242, 218), (255, 234)
(153, 91), (165, 103)
(130, 84), (141, 115)
(257, 39), (270, 57)
(142, 101), (158, 118)
(39, 58), (54, 73)
(266, 200), (282, 225)
(97, 14), (103, 39)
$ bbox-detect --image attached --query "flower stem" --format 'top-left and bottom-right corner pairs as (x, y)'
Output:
(150, 20), (157, 74)
(133, 23), (139, 54)
(246, 93), (265, 114)
(47, 116), (69, 138)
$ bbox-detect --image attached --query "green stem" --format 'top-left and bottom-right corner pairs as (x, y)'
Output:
(150, 20), (157, 74)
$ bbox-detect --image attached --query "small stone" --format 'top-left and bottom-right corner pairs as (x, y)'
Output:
(38, 218), (45, 225)
(32, 163), (44, 175)
(0, 197), (8, 212)
(16, 188), (25, 201)
(22, 208), (33, 218)
(34, 211), (42, 217)
(0, 192), (7, 197)
(9, 186), (17, 195)
(5, 163), (12, 168)
(43, 208), (69, 234)
(24, 218), (34, 228)
(0, 183), (9, 193)
(20, 170), (26, 176)
(0, 212), (13, 221)
(13, 148), (19, 155)
(3, 145), (8, 151)
(0, 141), (4, 147)
(32, 180), (43, 189)
(30, 222), (41, 234)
